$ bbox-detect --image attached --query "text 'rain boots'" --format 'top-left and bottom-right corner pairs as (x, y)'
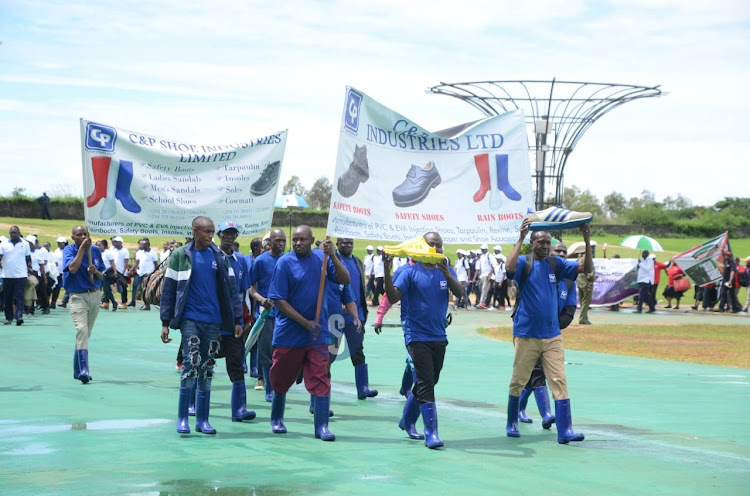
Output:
(195, 389), (216, 434)
(177, 385), (191, 434)
(472, 153), (491, 202)
(230, 381), (256, 422)
(270, 392), (287, 434)
(75, 349), (92, 384)
(518, 386), (533, 423)
(354, 363), (378, 399)
(392, 161), (441, 208)
(506, 395), (520, 437)
(534, 386), (556, 430)
(398, 391), (424, 440)
(419, 402), (444, 449)
(313, 396), (336, 441)
(554, 399), (585, 444)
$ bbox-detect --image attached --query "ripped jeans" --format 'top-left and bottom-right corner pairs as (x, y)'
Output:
(180, 319), (221, 392)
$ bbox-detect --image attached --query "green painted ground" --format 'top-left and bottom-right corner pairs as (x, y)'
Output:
(1, 305), (748, 495)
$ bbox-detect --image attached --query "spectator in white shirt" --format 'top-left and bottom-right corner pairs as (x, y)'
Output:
(129, 238), (159, 310)
(454, 249), (470, 308)
(1, 226), (32, 325)
(110, 236), (130, 309)
(371, 246), (385, 306)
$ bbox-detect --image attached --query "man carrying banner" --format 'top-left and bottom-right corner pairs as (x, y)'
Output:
(62, 225), (106, 384)
(330, 237), (377, 400)
(160, 216), (243, 435)
(384, 232), (464, 449)
(249, 228), (287, 402)
(266, 225), (350, 441)
(505, 221), (591, 444)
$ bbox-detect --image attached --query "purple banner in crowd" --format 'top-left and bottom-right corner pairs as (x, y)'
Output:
(591, 258), (639, 307)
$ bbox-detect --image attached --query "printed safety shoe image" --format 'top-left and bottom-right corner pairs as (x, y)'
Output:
(392, 161), (441, 208)
(525, 206), (593, 231)
(337, 144), (369, 198)
(250, 161), (281, 196)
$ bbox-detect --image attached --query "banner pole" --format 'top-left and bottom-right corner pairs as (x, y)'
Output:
(88, 246), (94, 284)
(314, 236), (330, 323)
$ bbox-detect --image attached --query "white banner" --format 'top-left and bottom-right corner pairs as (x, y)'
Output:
(327, 87), (534, 244)
(80, 119), (287, 237)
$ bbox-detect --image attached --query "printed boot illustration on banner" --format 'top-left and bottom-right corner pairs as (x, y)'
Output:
(495, 154), (521, 201)
(488, 153), (502, 210)
(472, 153), (491, 202)
(337, 144), (369, 198)
(100, 159), (121, 220)
(86, 156), (111, 207)
(115, 159), (142, 213)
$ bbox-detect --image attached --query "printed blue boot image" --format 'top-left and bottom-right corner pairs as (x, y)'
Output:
(114, 159), (142, 213)
(231, 381), (256, 422)
(495, 154), (521, 201)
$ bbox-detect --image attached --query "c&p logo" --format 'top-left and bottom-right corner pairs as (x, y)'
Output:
(85, 122), (117, 153)
(343, 89), (363, 135)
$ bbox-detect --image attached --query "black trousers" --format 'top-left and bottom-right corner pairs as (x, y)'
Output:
(525, 358), (546, 389)
(33, 271), (49, 310)
(407, 340), (447, 404)
(215, 333), (245, 383)
(258, 316), (275, 370)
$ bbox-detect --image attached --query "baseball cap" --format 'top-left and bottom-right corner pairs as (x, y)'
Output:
(366, 245), (374, 250)
(480, 244), (488, 250)
(56, 236), (67, 243)
(493, 245), (502, 252)
(377, 246), (383, 251)
(111, 236), (124, 242)
(217, 220), (240, 234)
(25, 234), (37, 244)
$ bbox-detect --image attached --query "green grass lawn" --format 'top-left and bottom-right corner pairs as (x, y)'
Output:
(2, 216), (749, 262)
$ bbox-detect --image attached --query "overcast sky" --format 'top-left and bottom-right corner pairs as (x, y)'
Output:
(1, 0), (747, 207)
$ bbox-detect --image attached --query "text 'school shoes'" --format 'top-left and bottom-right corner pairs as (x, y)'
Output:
(383, 236), (445, 264)
(525, 206), (593, 231)
(250, 161), (280, 196)
(392, 161), (441, 208)
(337, 144), (369, 198)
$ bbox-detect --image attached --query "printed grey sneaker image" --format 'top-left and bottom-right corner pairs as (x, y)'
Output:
(337, 144), (369, 198)
(392, 161), (441, 208)
(250, 161), (280, 196)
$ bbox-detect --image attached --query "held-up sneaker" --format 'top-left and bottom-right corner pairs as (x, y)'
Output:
(250, 161), (281, 196)
(392, 161), (441, 208)
(525, 206), (593, 231)
(337, 144), (369, 198)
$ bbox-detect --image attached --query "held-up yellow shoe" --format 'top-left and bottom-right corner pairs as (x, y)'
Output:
(383, 236), (446, 264)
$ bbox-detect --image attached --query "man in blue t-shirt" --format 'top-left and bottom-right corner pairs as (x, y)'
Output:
(384, 232), (464, 449)
(505, 220), (592, 444)
(160, 216), (243, 435)
(248, 228), (286, 402)
(518, 242), (578, 429)
(62, 225), (106, 384)
(329, 237), (378, 400)
(267, 225), (350, 441)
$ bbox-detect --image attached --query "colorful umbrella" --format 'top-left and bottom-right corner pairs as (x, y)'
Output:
(275, 194), (309, 209)
(620, 235), (663, 252)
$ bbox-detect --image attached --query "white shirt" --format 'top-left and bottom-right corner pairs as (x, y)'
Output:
(454, 257), (469, 283)
(135, 249), (159, 276)
(373, 254), (385, 278)
(160, 249), (171, 263)
(102, 248), (117, 272)
(53, 247), (65, 269)
(479, 252), (493, 277)
(38, 247), (51, 273)
(363, 253), (374, 275)
(0, 239), (30, 278)
(113, 246), (130, 274)
(30, 248), (46, 273)
(636, 256), (655, 284)
(494, 259), (506, 284)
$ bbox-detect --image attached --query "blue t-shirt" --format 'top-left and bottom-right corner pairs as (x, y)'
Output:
(392, 262), (456, 345)
(62, 244), (105, 293)
(559, 279), (578, 310)
(512, 255), (579, 339)
(268, 249), (338, 348)
(249, 251), (282, 318)
(184, 247), (221, 325)
(337, 252), (364, 323)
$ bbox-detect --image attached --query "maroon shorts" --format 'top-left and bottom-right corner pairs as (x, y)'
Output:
(270, 345), (330, 396)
